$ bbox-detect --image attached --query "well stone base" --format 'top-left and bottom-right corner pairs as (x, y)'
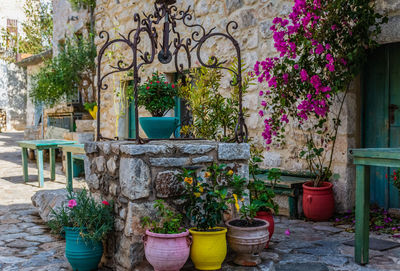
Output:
(84, 140), (250, 270)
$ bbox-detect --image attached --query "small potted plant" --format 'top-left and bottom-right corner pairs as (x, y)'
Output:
(249, 153), (280, 248)
(137, 71), (179, 139)
(141, 200), (191, 271)
(84, 102), (98, 120)
(47, 189), (114, 271)
(226, 171), (270, 266)
(179, 164), (233, 271)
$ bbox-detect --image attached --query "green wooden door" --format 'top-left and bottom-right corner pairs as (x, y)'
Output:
(363, 43), (400, 208)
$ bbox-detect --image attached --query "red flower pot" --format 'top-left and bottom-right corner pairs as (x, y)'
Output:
(255, 211), (274, 248)
(302, 181), (334, 221)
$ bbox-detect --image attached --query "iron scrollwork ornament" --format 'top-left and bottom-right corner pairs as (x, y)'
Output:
(96, 0), (248, 143)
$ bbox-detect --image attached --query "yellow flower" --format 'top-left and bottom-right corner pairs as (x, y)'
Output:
(184, 177), (193, 185)
(204, 172), (211, 178)
(233, 193), (240, 212)
(194, 192), (201, 198)
(198, 184), (204, 193)
(227, 170), (234, 176)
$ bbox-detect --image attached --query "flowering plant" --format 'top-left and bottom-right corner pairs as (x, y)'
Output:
(388, 169), (400, 191)
(255, 0), (387, 186)
(47, 189), (114, 242)
(136, 71), (178, 117)
(179, 163), (244, 231)
(141, 200), (186, 234)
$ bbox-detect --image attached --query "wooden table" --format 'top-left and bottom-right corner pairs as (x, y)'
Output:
(58, 144), (85, 191)
(349, 148), (400, 264)
(17, 140), (76, 187)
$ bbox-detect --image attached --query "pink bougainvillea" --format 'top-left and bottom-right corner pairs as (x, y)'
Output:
(254, 0), (387, 186)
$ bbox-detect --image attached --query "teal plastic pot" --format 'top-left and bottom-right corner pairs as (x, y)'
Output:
(64, 227), (103, 271)
(139, 117), (179, 139)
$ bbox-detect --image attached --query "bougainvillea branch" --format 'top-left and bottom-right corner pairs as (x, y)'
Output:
(255, 0), (387, 186)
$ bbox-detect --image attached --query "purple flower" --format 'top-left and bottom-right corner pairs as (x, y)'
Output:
(259, 91), (264, 96)
(261, 100), (267, 107)
(68, 199), (77, 208)
(281, 114), (289, 123)
(300, 69), (308, 82)
(315, 44), (324, 55)
(258, 110), (264, 117)
(294, 64), (299, 70)
(285, 229), (291, 236)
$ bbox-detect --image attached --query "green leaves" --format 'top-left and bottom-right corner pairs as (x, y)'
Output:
(31, 37), (96, 106)
(135, 72), (178, 117)
(141, 200), (185, 234)
(47, 189), (114, 242)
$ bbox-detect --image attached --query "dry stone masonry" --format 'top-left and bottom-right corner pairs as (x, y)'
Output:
(84, 140), (250, 270)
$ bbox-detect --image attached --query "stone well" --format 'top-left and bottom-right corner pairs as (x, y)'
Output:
(84, 140), (250, 270)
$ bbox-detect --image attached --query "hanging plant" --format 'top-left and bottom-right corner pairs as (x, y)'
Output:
(255, 0), (387, 187)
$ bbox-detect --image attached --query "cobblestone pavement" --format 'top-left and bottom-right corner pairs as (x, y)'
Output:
(0, 132), (84, 270)
(1, 132), (400, 271)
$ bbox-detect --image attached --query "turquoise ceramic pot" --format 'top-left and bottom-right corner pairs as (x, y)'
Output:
(64, 227), (103, 271)
(139, 117), (179, 139)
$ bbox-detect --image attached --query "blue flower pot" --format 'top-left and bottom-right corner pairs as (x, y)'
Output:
(139, 117), (179, 139)
(64, 227), (103, 271)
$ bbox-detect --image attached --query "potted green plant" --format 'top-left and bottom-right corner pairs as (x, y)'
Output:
(179, 164), (234, 271)
(141, 200), (190, 271)
(47, 189), (114, 271)
(254, 0), (386, 220)
(225, 169), (270, 266)
(249, 152), (280, 248)
(137, 71), (179, 139)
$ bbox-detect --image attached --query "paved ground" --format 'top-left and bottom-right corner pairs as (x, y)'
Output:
(0, 132), (400, 271)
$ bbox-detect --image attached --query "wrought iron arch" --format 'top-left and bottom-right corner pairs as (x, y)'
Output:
(96, 0), (248, 143)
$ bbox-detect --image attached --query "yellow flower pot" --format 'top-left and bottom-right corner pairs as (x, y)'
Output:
(88, 105), (98, 120)
(189, 227), (227, 270)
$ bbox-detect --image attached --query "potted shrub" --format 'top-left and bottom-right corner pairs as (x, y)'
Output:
(141, 200), (191, 271)
(47, 189), (114, 271)
(137, 71), (179, 139)
(254, 0), (386, 220)
(179, 164), (234, 270)
(249, 153), (280, 248)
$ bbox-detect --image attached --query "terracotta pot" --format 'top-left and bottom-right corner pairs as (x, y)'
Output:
(255, 211), (274, 248)
(226, 218), (269, 266)
(302, 181), (335, 221)
(144, 229), (191, 271)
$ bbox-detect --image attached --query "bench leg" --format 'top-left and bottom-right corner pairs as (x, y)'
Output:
(50, 148), (56, 181)
(66, 151), (73, 192)
(36, 150), (44, 187)
(355, 165), (370, 265)
(21, 147), (28, 183)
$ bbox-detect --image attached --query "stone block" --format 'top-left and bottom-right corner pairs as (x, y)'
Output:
(192, 156), (214, 164)
(87, 174), (100, 190)
(218, 143), (250, 160)
(107, 157), (118, 175)
(226, 0), (243, 14)
(240, 8), (257, 27)
(155, 170), (183, 198)
(149, 157), (189, 167)
(75, 120), (95, 133)
(120, 144), (169, 156)
(263, 152), (282, 167)
(31, 189), (69, 222)
(124, 202), (156, 237)
(84, 142), (98, 154)
(94, 156), (106, 172)
(178, 144), (215, 154)
(120, 158), (151, 200)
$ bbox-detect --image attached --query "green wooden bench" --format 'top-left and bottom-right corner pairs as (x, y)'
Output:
(349, 148), (400, 265)
(17, 140), (76, 187)
(58, 144), (85, 191)
(252, 170), (310, 218)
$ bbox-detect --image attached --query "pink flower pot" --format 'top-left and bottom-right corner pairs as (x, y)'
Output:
(144, 229), (191, 271)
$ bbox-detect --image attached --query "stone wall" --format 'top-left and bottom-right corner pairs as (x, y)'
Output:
(92, 0), (400, 213)
(84, 140), (250, 270)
